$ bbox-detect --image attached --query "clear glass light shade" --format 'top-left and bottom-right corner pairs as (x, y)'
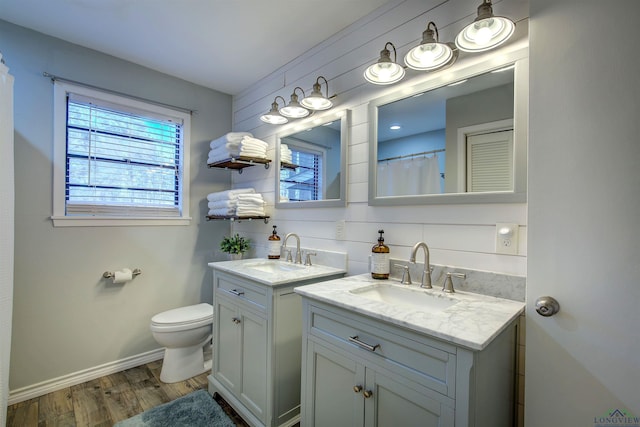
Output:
(405, 42), (453, 71)
(364, 62), (405, 85)
(455, 16), (515, 52)
(260, 102), (288, 124)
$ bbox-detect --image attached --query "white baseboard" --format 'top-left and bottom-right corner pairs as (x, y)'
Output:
(8, 348), (165, 405)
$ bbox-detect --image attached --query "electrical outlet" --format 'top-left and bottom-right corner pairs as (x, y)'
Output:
(336, 220), (346, 240)
(496, 223), (519, 255)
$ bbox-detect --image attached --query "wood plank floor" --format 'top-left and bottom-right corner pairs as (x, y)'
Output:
(6, 360), (249, 426)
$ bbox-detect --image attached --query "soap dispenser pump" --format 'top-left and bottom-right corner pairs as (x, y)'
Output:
(371, 229), (390, 279)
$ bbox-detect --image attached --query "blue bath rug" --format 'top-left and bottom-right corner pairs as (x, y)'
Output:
(113, 389), (235, 427)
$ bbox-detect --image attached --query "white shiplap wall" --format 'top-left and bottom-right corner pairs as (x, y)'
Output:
(229, 0), (529, 277)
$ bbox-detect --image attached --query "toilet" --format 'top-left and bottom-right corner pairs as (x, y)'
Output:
(150, 303), (214, 383)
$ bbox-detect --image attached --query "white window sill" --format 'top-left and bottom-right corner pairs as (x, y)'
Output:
(51, 216), (192, 227)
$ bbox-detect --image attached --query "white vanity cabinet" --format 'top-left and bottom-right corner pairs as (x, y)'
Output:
(300, 300), (518, 427)
(208, 264), (345, 427)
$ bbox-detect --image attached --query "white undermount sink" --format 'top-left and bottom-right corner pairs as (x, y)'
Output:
(349, 283), (458, 312)
(244, 260), (308, 274)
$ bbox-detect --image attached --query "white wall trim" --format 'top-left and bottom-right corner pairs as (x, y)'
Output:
(7, 348), (164, 405)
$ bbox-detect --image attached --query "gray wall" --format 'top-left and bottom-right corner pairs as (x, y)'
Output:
(1, 20), (233, 391)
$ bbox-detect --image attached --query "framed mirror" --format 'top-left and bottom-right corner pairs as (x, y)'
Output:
(275, 110), (349, 208)
(368, 48), (528, 205)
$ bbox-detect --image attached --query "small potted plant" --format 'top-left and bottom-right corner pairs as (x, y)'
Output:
(220, 233), (250, 260)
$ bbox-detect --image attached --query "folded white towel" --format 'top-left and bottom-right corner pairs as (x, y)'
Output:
(241, 136), (269, 149)
(236, 208), (266, 217)
(208, 207), (236, 216)
(207, 188), (255, 202)
(237, 201), (264, 209)
(208, 144), (267, 162)
(210, 132), (252, 150)
(280, 144), (293, 163)
(238, 148), (267, 158)
(237, 200), (264, 208)
(237, 193), (264, 200)
(208, 153), (237, 164)
(208, 200), (238, 209)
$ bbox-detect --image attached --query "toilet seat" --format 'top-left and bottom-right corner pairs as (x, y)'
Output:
(150, 303), (213, 332)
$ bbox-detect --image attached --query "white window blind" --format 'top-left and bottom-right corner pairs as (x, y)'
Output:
(280, 149), (322, 201)
(65, 93), (184, 217)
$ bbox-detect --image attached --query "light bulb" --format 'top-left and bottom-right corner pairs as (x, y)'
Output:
(474, 23), (493, 45)
(417, 46), (436, 65)
(377, 64), (393, 79)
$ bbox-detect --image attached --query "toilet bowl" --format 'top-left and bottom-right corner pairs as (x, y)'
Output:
(150, 303), (213, 383)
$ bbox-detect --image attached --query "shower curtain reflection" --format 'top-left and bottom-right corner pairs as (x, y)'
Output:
(377, 154), (442, 197)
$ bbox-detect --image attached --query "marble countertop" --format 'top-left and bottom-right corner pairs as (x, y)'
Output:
(294, 274), (525, 351)
(208, 258), (347, 287)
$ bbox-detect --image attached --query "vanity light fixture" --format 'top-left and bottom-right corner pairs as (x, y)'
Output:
(280, 87), (310, 118)
(364, 42), (406, 85)
(455, 0), (515, 53)
(260, 96), (289, 124)
(404, 22), (457, 71)
(300, 76), (333, 110)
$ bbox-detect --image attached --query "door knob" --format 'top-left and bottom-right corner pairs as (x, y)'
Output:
(535, 296), (560, 317)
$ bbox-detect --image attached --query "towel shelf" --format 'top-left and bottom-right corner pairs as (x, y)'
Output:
(280, 161), (298, 170)
(208, 156), (271, 174)
(206, 215), (270, 224)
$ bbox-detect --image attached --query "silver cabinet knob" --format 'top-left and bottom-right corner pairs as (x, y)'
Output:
(535, 296), (560, 317)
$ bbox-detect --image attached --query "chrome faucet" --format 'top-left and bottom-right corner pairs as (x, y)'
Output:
(283, 233), (302, 264)
(409, 242), (432, 289)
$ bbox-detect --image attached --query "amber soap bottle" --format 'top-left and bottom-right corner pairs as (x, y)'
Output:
(371, 229), (390, 279)
(268, 225), (281, 259)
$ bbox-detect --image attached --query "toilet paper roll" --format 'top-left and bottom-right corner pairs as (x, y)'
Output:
(113, 268), (133, 284)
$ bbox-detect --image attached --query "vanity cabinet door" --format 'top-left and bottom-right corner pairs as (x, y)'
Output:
(215, 296), (242, 394)
(364, 369), (454, 427)
(303, 340), (365, 427)
(214, 294), (268, 423)
(240, 308), (268, 422)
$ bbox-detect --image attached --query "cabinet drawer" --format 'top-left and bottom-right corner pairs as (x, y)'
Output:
(307, 304), (456, 398)
(215, 272), (268, 312)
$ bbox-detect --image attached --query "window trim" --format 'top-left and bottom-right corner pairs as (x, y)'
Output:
(52, 81), (191, 227)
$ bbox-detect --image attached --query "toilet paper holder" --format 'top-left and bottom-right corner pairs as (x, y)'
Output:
(103, 268), (142, 279)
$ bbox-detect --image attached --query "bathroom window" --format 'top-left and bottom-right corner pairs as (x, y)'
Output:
(52, 81), (191, 226)
(279, 147), (324, 202)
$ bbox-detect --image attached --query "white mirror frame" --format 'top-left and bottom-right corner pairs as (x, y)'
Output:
(275, 109), (350, 208)
(368, 47), (529, 205)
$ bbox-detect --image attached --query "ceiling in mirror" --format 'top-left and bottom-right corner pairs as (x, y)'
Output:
(368, 49), (528, 205)
(276, 111), (349, 208)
